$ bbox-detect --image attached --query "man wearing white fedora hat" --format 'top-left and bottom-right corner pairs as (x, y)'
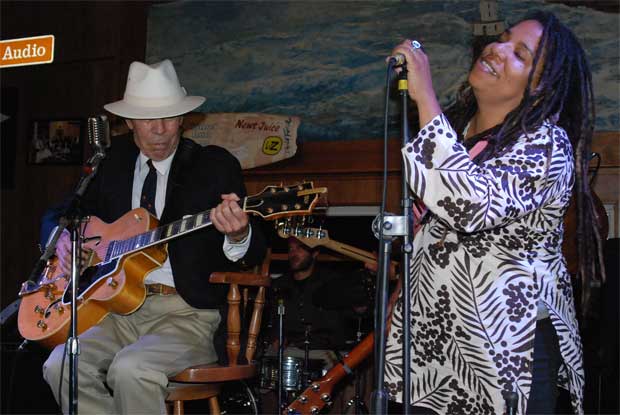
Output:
(42, 59), (266, 414)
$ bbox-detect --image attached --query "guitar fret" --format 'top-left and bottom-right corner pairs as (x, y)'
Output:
(171, 221), (181, 237)
(125, 238), (133, 253)
(165, 224), (173, 239)
(114, 240), (121, 258)
(119, 237), (135, 254)
(179, 218), (187, 233)
(183, 216), (195, 233)
(106, 241), (114, 262)
(139, 234), (147, 248)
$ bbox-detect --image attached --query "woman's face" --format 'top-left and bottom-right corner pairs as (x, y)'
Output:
(468, 20), (544, 111)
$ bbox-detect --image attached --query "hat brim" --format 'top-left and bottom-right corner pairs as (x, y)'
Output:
(103, 96), (205, 119)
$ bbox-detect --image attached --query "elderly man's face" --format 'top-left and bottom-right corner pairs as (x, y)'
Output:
(126, 117), (183, 161)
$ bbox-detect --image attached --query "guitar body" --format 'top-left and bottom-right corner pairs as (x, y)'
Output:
(18, 208), (167, 348)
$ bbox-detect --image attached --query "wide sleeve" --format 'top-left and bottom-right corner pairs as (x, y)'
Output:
(402, 113), (574, 233)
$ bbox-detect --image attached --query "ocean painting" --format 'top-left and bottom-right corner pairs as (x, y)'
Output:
(147, 0), (619, 141)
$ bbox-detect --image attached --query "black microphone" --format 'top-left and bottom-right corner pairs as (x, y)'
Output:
(87, 115), (110, 157)
(505, 391), (518, 415)
(388, 54), (406, 66)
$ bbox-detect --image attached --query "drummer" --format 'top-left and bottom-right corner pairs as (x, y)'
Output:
(268, 237), (360, 363)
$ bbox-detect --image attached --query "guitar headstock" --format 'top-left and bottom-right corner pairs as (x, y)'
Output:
(284, 378), (335, 415)
(276, 221), (331, 248)
(244, 182), (326, 220)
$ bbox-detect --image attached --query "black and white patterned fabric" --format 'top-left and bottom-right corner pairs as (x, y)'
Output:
(384, 113), (583, 415)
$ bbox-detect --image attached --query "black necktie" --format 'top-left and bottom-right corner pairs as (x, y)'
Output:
(141, 159), (157, 216)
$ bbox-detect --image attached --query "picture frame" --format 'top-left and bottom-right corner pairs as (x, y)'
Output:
(28, 118), (84, 165)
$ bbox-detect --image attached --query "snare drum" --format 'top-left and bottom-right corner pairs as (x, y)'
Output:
(259, 356), (324, 391)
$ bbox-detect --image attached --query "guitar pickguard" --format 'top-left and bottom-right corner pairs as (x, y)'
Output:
(60, 258), (121, 304)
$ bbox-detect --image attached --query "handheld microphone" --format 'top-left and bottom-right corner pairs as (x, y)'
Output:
(87, 115), (110, 156)
(388, 54), (406, 66)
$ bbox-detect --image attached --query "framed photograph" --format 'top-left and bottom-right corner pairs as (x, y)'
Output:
(28, 119), (83, 165)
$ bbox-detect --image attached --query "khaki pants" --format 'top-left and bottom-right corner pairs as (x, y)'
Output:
(43, 294), (220, 414)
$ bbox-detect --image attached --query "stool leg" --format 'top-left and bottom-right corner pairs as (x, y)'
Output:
(209, 396), (221, 415)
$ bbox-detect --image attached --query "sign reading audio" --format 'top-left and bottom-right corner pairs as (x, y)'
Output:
(1, 35), (55, 68)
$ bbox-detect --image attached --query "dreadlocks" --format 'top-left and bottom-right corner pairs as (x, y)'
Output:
(445, 10), (605, 317)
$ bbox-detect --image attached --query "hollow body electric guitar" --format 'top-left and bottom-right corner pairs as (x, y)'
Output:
(18, 183), (326, 348)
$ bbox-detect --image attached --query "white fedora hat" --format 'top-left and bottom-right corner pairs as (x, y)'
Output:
(104, 59), (205, 119)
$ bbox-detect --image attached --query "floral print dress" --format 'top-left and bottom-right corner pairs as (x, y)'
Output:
(384, 113), (583, 415)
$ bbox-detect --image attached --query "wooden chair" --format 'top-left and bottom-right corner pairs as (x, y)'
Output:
(166, 251), (272, 415)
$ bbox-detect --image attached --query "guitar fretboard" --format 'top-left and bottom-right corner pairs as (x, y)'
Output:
(104, 210), (212, 262)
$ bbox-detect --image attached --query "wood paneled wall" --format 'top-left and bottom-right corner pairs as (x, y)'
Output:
(1, 1), (618, 313)
(0, 2), (150, 308)
(243, 133), (620, 215)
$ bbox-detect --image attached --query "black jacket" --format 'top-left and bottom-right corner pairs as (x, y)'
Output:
(42, 134), (266, 309)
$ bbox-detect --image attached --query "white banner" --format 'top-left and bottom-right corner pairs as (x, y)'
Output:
(183, 113), (299, 169)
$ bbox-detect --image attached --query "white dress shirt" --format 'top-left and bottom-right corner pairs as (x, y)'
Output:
(132, 150), (251, 287)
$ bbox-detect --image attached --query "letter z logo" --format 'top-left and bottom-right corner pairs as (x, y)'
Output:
(262, 136), (282, 155)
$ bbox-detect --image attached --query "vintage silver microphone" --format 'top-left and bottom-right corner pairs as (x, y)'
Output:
(87, 115), (110, 158)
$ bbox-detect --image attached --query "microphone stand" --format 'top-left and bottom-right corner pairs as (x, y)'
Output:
(64, 150), (106, 415)
(371, 66), (414, 415)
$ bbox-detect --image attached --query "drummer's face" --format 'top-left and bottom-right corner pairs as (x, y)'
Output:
(288, 239), (316, 272)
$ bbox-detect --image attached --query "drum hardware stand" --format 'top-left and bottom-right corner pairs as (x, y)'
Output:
(277, 298), (286, 412)
(345, 316), (369, 415)
(302, 324), (312, 389)
(372, 63), (414, 415)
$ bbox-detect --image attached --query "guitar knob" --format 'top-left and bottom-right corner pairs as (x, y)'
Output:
(282, 204), (289, 211)
(311, 383), (320, 392)
(37, 320), (48, 330)
(55, 304), (64, 314)
(310, 407), (320, 414)
(107, 277), (118, 288)
(34, 305), (44, 315)
(304, 229), (314, 238)
(317, 230), (326, 239)
(298, 395), (308, 403)
(321, 393), (331, 402)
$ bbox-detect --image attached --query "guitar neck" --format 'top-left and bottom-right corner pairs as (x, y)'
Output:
(105, 208), (215, 262)
(322, 240), (377, 265)
(104, 182), (326, 263)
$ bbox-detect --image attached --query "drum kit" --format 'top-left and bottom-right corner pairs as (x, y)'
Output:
(217, 217), (376, 414)
(216, 312), (372, 415)
(255, 318), (372, 415)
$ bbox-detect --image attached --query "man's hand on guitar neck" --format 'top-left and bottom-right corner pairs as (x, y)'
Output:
(55, 230), (94, 276)
(211, 193), (250, 244)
